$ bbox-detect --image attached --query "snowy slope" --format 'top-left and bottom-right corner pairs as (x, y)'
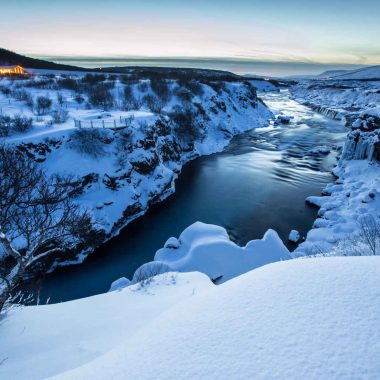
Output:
(1, 257), (379, 380)
(314, 69), (351, 79)
(333, 65), (380, 80)
(0, 272), (213, 380)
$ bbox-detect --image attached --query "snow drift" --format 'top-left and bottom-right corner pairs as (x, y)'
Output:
(1, 257), (379, 380)
(153, 221), (291, 283)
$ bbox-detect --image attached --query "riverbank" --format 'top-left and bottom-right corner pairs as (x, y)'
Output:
(28, 90), (348, 302)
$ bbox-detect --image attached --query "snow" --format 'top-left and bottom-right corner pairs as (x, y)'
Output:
(0, 271), (213, 380)
(153, 222), (291, 283)
(295, 160), (380, 256)
(333, 65), (380, 80)
(108, 277), (131, 292)
(1, 257), (379, 380)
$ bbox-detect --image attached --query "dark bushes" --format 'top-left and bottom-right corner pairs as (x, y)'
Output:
(88, 84), (114, 110)
(170, 105), (204, 143)
(36, 96), (52, 115)
(151, 78), (170, 102)
(0, 114), (33, 136)
(71, 128), (108, 157)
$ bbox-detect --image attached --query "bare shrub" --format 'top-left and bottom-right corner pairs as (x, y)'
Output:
(52, 107), (69, 124)
(88, 84), (114, 110)
(175, 87), (193, 103)
(0, 144), (101, 314)
(36, 96), (52, 115)
(0, 86), (11, 97)
(71, 128), (107, 157)
(137, 81), (149, 92)
(75, 93), (85, 104)
(57, 77), (79, 91)
(0, 114), (33, 135)
(12, 114), (33, 133)
(132, 261), (173, 286)
(143, 94), (164, 113)
(170, 105), (204, 143)
(357, 215), (380, 255)
(57, 92), (64, 106)
(82, 74), (106, 84)
(151, 78), (170, 102)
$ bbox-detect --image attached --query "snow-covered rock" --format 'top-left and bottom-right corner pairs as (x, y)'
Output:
(288, 229), (300, 243)
(163, 237), (180, 249)
(108, 277), (131, 292)
(154, 222), (290, 283)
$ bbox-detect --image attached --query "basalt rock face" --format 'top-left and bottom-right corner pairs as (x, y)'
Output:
(290, 79), (380, 163)
(341, 112), (380, 161)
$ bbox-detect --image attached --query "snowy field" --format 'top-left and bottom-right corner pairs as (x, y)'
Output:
(1, 256), (379, 380)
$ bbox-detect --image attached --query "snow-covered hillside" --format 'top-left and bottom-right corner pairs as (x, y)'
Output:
(331, 65), (380, 80)
(0, 73), (272, 272)
(1, 257), (379, 380)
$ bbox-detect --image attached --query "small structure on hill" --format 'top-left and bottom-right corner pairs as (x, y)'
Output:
(0, 65), (27, 75)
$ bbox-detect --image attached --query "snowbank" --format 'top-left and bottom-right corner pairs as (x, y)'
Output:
(2, 257), (377, 379)
(0, 272), (213, 380)
(295, 160), (380, 256)
(153, 222), (290, 283)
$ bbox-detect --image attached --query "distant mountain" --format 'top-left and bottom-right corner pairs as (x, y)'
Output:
(332, 65), (380, 80)
(0, 48), (245, 80)
(315, 69), (351, 79)
(0, 48), (92, 71)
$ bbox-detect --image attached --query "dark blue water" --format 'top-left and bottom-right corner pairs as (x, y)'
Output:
(30, 91), (347, 303)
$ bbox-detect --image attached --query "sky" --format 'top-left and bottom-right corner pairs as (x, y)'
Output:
(1, 0), (379, 75)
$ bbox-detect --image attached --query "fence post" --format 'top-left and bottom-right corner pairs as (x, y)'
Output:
(91, 120), (93, 128)
(79, 120), (82, 128)
(102, 120), (105, 128)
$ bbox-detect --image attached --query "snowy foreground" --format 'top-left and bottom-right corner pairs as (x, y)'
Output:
(1, 256), (379, 380)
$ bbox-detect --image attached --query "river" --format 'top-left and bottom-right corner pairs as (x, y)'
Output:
(29, 90), (348, 303)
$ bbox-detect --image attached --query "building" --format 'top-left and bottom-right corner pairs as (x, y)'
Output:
(0, 65), (27, 75)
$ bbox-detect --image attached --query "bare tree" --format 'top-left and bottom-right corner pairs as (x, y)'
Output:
(0, 144), (100, 313)
(357, 215), (380, 255)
